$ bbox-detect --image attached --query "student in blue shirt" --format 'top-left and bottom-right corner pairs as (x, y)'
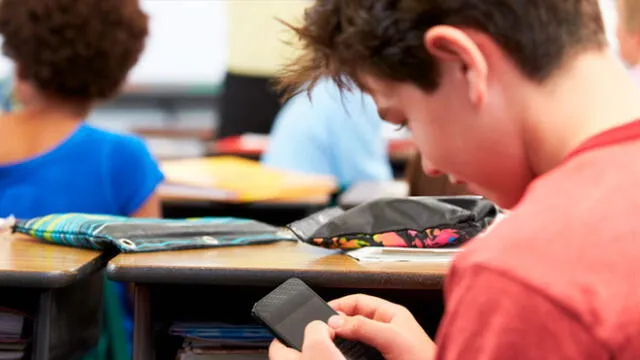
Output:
(0, 0), (162, 219)
(262, 79), (393, 187)
(0, 0), (161, 358)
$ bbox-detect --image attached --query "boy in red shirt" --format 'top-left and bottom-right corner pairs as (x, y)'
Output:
(269, 0), (640, 359)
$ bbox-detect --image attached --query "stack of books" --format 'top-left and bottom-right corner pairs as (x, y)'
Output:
(0, 308), (31, 360)
(170, 322), (271, 360)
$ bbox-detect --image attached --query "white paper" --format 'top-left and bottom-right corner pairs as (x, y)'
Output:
(347, 247), (460, 263)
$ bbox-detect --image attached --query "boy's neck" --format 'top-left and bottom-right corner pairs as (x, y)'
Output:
(521, 50), (640, 176)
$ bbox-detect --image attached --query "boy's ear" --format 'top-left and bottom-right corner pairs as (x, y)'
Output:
(424, 26), (488, 107)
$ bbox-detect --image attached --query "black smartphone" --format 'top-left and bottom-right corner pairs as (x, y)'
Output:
(252, 278), (384, 360)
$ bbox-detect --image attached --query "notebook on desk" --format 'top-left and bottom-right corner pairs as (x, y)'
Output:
(161, 156), (337, 203)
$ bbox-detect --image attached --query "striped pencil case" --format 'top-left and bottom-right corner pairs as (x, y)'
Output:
(13, 213), (296, 253)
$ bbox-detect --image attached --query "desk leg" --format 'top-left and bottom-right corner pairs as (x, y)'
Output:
(32, 290), (52, 360)
(134, 284), (152, 360)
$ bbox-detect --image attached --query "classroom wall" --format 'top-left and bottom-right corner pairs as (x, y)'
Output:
(0, 0), (625, 150)
(0, 0), (622, 88)
(0, 0), (228, 88)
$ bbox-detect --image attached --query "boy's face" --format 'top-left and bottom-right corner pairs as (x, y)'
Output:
(361, 61), (532, 209)
(617, 3), (640, 66)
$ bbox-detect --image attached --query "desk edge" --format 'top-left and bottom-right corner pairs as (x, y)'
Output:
(106, 264), (446, 290)
(0, 252), (112, 288)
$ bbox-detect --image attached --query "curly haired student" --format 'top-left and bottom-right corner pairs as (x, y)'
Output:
(0, 0), (162, 359)
(269, 0), (640, 359)
(0, 0), (163, 219)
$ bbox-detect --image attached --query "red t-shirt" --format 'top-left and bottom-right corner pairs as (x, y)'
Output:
(436, 120), (640, 359)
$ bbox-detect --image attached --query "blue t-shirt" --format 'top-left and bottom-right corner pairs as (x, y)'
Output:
(0, 124), (164, 219)
(262, 80), (393, 187)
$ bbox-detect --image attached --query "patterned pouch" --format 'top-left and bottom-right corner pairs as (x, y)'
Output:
(287, 196), (499, 250)
(13, 213), (296, 253)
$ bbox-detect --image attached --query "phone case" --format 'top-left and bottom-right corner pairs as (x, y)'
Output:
(252, 278), (335, 349)
(252, 278), (385, 360)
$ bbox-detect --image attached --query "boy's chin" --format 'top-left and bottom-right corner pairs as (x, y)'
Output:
(470, 184), (522, 210)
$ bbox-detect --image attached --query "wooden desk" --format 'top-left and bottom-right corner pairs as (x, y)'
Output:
(132, 127), (214, 142)
(108, 242), (453, 360)
(109, 241), (450, 288)
(160, 186), (331, 226)
(0, 234), (105, 288)
(0, 234), (109, 360)
(159, 184), (330, 206)
(158, 156), (335, 225)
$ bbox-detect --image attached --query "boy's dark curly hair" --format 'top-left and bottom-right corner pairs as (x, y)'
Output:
(279, 0), (607, 96)
(0, 0), (148, 101)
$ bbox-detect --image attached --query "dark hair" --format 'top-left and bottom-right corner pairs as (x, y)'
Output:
(279, 0), (606, 96)
(0, 0), (148, 101)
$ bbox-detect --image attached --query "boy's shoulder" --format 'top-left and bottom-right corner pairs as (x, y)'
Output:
(452, 140), (640, 347)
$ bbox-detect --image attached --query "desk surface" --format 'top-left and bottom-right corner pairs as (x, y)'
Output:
(108, 241), (452, 290)
(160, 184), (331, 206)
(0, 234), (107, 288)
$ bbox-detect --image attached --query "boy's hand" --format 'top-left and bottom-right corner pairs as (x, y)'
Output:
(268, 294), (436, 360)
(269, 321), (345, 360)
(328, 294), (436, 360)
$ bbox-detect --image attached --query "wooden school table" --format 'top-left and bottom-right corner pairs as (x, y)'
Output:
(0, 234), (109, 360)
(107, 241), (454, 360)
(159, 156), (337, 225)
(160, 184), (332, 226)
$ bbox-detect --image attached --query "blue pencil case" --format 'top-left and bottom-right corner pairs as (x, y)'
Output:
(13, 213), (296, 253)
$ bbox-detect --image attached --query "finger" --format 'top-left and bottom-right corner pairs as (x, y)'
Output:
(302, 321), (344, 360)
(331, 315), (401, 356)
(329, 294), (408, 322)
(269, 339), (300, 360)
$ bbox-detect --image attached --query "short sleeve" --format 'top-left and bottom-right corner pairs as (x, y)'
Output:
(436, 266), (608, 360)
(108, 135), (164, 216)
(261, 86), (333, 176)
(262, 80), (392, 187)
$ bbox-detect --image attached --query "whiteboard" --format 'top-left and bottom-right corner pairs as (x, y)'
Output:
(0, 0), (229, 87)
(0, 1), (622, 86)
(129, 0), (228, 87)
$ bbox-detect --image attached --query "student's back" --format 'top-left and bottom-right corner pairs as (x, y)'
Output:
(439, 125), (640, 358)
(0, 122), (162, 218)
(262, 79), (393, 187)
(0, 0), (160, 358)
